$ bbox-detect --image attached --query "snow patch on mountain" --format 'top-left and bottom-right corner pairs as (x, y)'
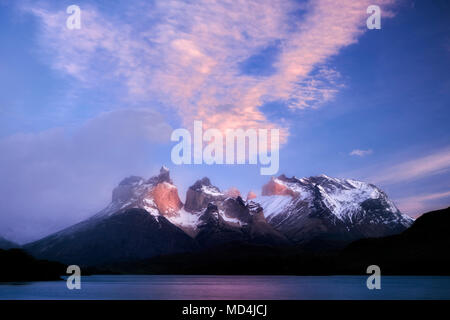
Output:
(253, 195), (292, 219)
(167, 207), (201, 229)
(142, 198), (159, 217)
(219, 210), (247, 226)
(201, 185), (224, 197)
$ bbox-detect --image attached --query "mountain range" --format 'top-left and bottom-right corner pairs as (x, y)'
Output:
(24, 167), (413, 267)
(126, 206), (450, 276)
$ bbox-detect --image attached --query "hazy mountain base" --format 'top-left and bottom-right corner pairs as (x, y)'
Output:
(25, 209), (198, 266)
(0, 236), (19, 250)
(90, 207), (450, 276)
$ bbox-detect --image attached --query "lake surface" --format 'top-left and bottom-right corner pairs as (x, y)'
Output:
(1, 275), (450, 300)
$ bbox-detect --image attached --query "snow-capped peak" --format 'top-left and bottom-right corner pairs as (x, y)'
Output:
(259, 174), (413, 225)
(95, 166), (182, 219)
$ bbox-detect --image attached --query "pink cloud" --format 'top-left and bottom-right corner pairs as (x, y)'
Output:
(25, 0), (396, 139)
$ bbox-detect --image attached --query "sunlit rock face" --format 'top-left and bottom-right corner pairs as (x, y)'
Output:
(150, 182), (183, 217)
(261, 176), (296, 197)
(246, 191), (257, 200)
(225, 187), (241, 199)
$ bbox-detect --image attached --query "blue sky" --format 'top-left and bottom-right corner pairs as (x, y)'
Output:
(0, 0), (449, 243)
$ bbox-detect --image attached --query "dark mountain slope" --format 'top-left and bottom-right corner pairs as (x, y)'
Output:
(339, 207), (450, 274)
(25, 209), (197, 266)
(0, 236), (19, 250)
(100, 207), (450, 275)
(0, 248), (66, 282)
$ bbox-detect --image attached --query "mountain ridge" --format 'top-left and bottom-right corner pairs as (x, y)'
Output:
(256, 174), (412, 247)
(24, 167), (414, 266)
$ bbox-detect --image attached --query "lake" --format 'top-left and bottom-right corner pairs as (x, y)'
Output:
(1, 275), (450, 300)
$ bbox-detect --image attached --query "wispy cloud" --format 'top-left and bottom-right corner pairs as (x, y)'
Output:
(350, 149), (373, 157)
(344, 147), (450, 216)
(371, 148), (450, 185)
(396, 190), (450, 217)
(23, 0), (396, 138)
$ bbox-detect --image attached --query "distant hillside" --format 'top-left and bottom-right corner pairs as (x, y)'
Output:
(338, 206), (450, 275)
(0, 248), (66, 282)
(0, 236), (19, 250)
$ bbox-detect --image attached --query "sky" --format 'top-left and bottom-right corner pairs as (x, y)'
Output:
(0, 0), (449, 243)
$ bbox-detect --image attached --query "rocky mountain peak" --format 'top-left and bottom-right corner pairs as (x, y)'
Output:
(184, 177), (225, 212)
(225, 187), (241, 198)
(257, 174), (414, 245)
(148, 166), (172, 185)
(261, 175), (297, 197)
(112, 176), (145, 203)
(118, 176), (145, 186)
(150, 181), (182, 217)
(190, 177), (213, 190)
(99, 166), (182, 219)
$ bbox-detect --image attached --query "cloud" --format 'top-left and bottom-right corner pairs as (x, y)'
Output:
(23, 0), (396, 138)
(371, 148), (450, 185)
(343, 147), (450, 217)
(395, 190), (450, 217)
(350, 149), (373, 157)
(0, 109), (171, 243)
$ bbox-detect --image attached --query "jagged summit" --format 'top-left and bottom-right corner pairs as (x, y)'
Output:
(100, 170), (414, 241)
(257, 173), (413, 244)
(225, 187), (241, 198)
(99, 166), (181, 219)
(116, 166), (171, 187)
(148, 166), (173, 184)
(190, 177), (215, 190)
(184, 177), (224, 212)
(25, 169), (416, 266)
(118, 176), (144, 186)
(262, 175), (297, 197)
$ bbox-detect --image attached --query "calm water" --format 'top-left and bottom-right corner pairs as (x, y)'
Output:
(1, 275), (450, 300)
